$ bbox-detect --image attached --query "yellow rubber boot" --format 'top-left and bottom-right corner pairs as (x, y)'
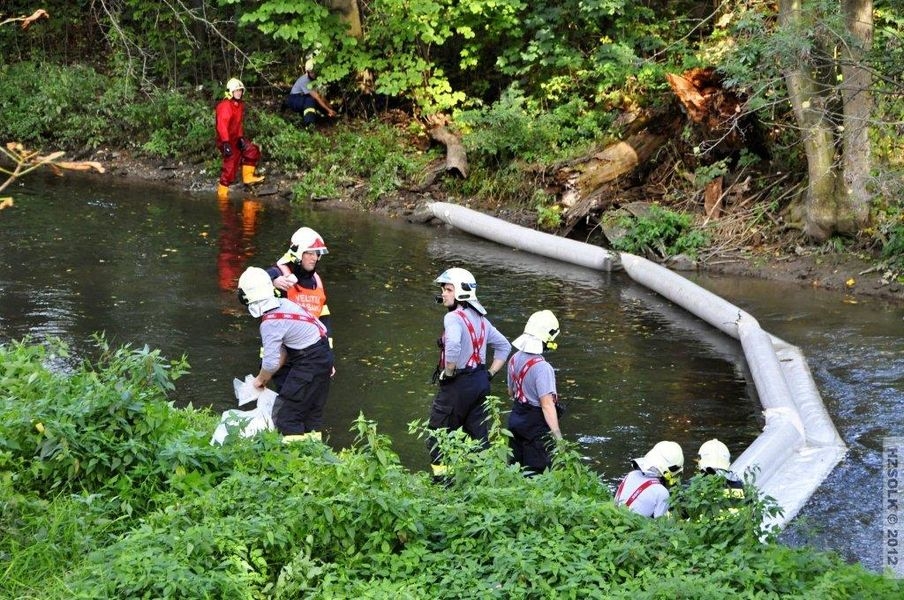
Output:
(242, 165), (265, 185)
(217, 184), (230, 200)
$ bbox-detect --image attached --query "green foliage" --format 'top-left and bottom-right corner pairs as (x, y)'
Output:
(871, 3), (904, 168)
(1, 339), (902, 597)
(693, 158), (731, 189)
(610, 204), (711, 259)
(0, 481), (89, 599)
(0, 61), (117, 150)
(670, 473), (782, 547)
(131, 91), (214, 160)
(448, 162), (541, 208)
(534, 190), (563, 230)
(874, 202), (904, 279)
(0, 335), (225, 514)
(457, 88), (610, 166)
(281, 120), (432, 205)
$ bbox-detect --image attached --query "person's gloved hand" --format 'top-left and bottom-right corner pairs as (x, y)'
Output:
(438, 370), (456, 386)
(237, 137), (247, 151)
(221, 142), (233, 158)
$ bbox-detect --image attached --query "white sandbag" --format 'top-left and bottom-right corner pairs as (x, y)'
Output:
(211, 375), (278, 444)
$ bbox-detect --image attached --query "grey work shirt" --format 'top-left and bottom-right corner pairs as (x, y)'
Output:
(507, 351), (557, 407)
(442, 307), (511, 371)
(615, 470), (671, 518)
(259, 299), (326, 373)
(290, 74), (314, 95)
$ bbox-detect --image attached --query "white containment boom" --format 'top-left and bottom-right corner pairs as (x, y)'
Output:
(427, 201), (847, 529)
(427, 201), (619, 271)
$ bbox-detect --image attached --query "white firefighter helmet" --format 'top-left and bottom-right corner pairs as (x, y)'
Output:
(281, 227), (328, 263)
(434, 267), (486, 315)
(237, 267), (279, 317)
(633, 441), (684, 487)
(697, 438), (731, 473)
(512, 310), (560, 354)
(226, 78), (245, 95)
(304, 58), (316, 73)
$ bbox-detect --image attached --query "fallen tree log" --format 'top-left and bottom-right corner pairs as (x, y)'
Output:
(429, 125), (468, 179)
(559, 116), (681, 233)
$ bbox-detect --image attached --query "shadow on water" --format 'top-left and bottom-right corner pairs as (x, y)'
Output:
(2, 172), (901, 570)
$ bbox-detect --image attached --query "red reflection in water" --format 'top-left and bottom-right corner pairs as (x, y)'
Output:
(217, 195), (261, 291)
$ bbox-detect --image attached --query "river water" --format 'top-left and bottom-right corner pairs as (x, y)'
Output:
(1, 173), (901, 570)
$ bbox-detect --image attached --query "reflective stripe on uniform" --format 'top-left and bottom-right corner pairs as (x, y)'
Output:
(261, 310), (328, 338)
(616, 477), (661, 508)
(509, 355), (544, 404)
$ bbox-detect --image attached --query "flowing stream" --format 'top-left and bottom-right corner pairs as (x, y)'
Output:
(1, 172), (901, 570)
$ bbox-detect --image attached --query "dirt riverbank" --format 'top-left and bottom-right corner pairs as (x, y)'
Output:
(94, 149), (904, 306)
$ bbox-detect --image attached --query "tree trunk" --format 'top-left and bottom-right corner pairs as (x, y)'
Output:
(779, 0), (839, 241)
(779, 0), (873, 241)
(324, 0), (362, 38)
(839, 0), (873, 233)
(556, 121), (678, 233)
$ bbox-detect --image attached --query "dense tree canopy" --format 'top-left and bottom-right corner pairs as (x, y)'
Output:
(1, 1), (901, 244)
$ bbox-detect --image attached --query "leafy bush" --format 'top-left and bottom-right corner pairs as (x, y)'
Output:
(129, 90), (214, 160)
(0, 335), (225, 513)
(280, 120), (431, 205)
(456, 88), (611, 166)
(609, 204), (711, 259)
(1, 338), (902, 598)
(0, 61), (117, 149)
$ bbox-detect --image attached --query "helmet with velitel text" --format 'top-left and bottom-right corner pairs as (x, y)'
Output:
(434, 267), (486, 315)
(697, 438), (731, 473)
(633, 441), (684, 487)
(513, 310), (560, 354)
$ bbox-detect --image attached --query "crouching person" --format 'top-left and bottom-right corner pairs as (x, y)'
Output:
(237, 266), (334, 442)
(697, 438), (745, 497)
(614, 441), (684, 518)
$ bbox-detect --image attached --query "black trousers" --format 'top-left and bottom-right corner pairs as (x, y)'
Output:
(271, 338), (334, 435)
(426, 367), (490, 467)
(508, 402), (554, 474)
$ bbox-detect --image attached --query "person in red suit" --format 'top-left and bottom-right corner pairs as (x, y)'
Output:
(215, 78), (264, 199)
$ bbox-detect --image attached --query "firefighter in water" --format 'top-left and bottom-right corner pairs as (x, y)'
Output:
(237, 267), (334, 441)
(506, 310), (563, 475)
(266, 227), (333, 348)
(614, 441), (685, 518)
(215, 77), (265, 199)
(427, 267), (511, 481)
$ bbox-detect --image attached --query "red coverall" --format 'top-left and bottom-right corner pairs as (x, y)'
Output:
(215, 97), (261, 186)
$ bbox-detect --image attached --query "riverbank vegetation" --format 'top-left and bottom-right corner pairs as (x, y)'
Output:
(2, 337), (902, 597)
(0, 1), (902, 280)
